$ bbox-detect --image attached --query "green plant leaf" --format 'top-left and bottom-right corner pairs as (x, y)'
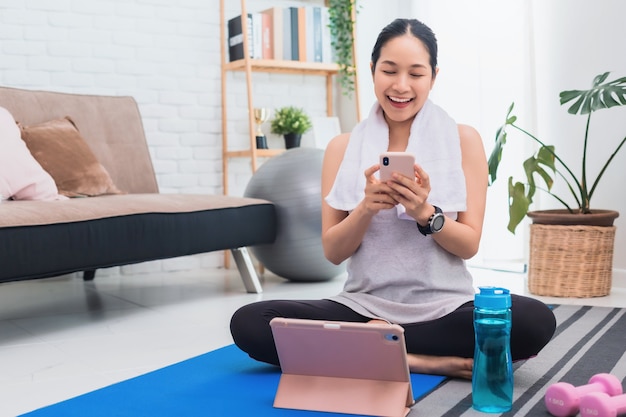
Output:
(328, 0), (358, 97)
(505, 147), (556, 234)
(487, 103), (516, 185)
(559, 89), (583, 103)
(507, 178), (531, 234)
(560, 72), (626, 115)
(487, 128), (506, 185)
(594, 71), (610, 85)
(601, 89), (621, 107)
(523, 155), (552, 192)
(535, 146), (556, 176)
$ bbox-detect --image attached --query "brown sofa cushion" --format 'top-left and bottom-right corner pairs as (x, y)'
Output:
(19, 117), (123, 197)
(0, 194), (274, 227)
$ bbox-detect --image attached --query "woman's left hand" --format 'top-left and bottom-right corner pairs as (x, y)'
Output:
(383, 164), (433, 222)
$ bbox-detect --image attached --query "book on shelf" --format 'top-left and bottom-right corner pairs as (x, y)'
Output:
(227, 6), (334, 63)
(251, 13), (262, 59)
(282, 8), (292, 60)
(310, 6), (323, 63)
(297, 7), (307, 62)
(321, 7), (333, 63)
(228, 13), (259, 61)
(290, 7), (300, 61)
(261, 7), (283, 60)
(260, 11), (272, 59)
(228, 13), (261, 61)
(228, 14), (250, 61)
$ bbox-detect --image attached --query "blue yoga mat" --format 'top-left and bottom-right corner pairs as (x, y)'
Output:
(21, 344), (446, 417)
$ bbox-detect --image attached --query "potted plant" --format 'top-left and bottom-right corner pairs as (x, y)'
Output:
(488, 71), (626, 297)
(270, 106), (313, 149)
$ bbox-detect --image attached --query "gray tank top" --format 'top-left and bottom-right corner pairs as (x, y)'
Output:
(328, 208), (474, 324)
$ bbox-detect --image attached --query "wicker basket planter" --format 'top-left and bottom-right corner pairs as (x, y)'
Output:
(527, 210), (619, 297)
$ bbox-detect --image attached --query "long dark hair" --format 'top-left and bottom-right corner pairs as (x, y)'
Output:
(370, 18), (438, 77)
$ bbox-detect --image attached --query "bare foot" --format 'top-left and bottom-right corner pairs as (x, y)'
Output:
(365, 321), (473, 379)
(407, 354), (473, 380)
(367, 319), (390, 325)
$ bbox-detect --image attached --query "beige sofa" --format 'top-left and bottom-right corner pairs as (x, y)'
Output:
(0, 86), (276, 293)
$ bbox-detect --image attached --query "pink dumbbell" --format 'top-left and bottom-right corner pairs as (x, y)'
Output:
(580, 392), (626, 417)
(545, 373), (623, 417)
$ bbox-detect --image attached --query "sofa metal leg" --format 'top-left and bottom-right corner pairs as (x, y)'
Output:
(83, 270), (96, 281)
(231, 247), (263, 294)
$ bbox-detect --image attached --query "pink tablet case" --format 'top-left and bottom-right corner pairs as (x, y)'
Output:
(270, 318), (414, 417)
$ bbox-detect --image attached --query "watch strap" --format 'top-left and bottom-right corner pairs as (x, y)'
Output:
(417, 205), (443, 236)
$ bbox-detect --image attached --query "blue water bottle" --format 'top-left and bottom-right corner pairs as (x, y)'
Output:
(472, 286), (513, 413)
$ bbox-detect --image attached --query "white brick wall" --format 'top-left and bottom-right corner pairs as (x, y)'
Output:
(0, 0), (332, 275)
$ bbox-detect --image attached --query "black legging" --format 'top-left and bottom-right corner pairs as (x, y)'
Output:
(229, 295), (556, 366)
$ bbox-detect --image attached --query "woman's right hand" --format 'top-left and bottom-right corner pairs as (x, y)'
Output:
(321, 135), (399, 264)
(362, 164), (398, 215)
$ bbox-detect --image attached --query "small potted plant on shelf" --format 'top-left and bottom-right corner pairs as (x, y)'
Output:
(488, 71), (626, 297)
(270, 106), (313, 149)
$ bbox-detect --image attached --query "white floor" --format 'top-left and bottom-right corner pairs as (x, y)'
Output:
(2, 265), (626, 417)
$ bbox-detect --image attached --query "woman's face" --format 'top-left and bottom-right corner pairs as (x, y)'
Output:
(372, 34), (437, 124)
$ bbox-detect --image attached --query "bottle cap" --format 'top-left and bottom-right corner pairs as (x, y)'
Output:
(475, 286), (511, 309)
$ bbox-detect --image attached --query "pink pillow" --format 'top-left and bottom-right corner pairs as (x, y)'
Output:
(0, 107), (64, 201)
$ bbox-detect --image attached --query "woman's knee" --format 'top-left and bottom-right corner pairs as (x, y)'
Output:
(230, 302), (271, 343)
(230, 301), (280, 365)
(511, 296), (556, 359)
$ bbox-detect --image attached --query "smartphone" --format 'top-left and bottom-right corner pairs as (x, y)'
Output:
(379, 152), (415, 182)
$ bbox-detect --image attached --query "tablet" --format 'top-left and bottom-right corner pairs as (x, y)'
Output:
(270, 317), (414, 417)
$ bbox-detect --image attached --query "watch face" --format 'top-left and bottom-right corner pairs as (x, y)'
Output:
(432, 214), (445, 232)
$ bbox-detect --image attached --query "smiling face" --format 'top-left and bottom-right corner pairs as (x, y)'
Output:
(372, 33), (437, 126)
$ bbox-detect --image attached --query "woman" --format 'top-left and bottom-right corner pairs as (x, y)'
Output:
(230, 18), (556, 379)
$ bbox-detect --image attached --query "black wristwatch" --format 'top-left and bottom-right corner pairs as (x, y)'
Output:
(417, 205), (445, 236)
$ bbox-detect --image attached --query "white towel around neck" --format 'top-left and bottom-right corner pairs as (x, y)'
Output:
(325, 100), (467, 218)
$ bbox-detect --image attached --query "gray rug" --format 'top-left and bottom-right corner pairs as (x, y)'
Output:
(410, 304), (626, 416)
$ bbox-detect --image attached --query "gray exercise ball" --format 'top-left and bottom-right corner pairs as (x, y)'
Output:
(244, 147), (346, 281)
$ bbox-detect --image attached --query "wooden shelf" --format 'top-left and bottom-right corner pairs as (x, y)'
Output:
(219, 0), (359, 195)
(225, 149), (285, 158)
(224, 59), (341, 76)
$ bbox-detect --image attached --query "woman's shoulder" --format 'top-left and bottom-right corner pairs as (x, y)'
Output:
(325, 132), (351, 158)
(457, 123), (480, 139)
(327, 132), (351, 150)
(457, 124), (483, 147)
(322, 132), (351, 174)
(457, 123), (487, 165)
